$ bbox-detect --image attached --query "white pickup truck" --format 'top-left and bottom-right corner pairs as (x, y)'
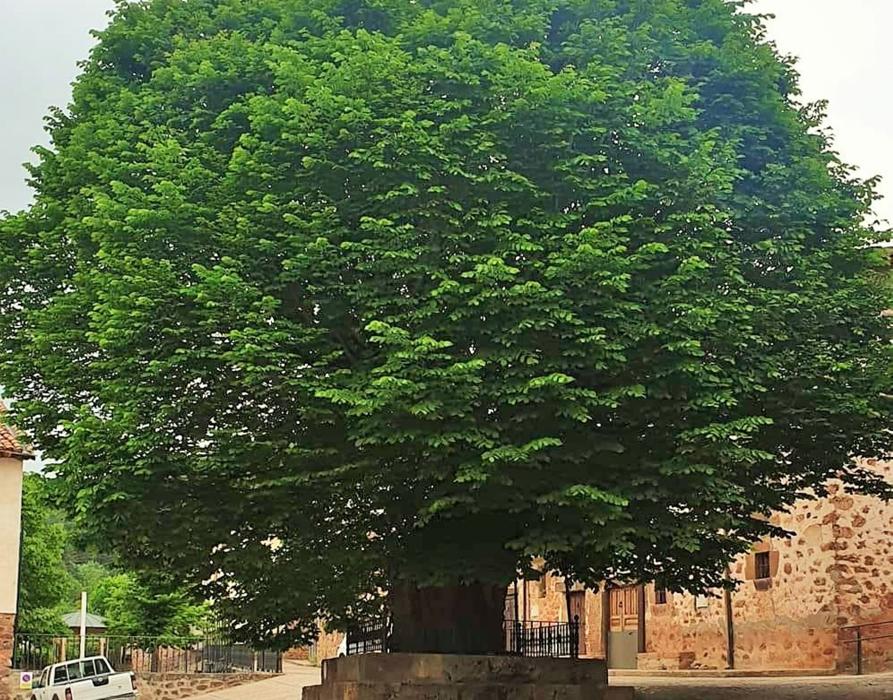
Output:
(30, 656), (137, 700)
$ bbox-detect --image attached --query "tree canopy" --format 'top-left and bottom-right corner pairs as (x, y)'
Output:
(2, 0), (892, 648)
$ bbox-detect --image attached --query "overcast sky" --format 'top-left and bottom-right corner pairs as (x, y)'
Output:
(0, 0), (891, 222)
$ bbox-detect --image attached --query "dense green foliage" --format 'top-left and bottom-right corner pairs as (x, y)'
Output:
(90, 573), (211, 639)
(2, 0), (892, 646)
(18, 475), (71, 635)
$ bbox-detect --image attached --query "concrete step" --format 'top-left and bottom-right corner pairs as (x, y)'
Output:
(325, 654), (607, 686)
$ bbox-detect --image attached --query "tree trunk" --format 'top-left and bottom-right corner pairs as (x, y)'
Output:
(388, 582), (507, 655)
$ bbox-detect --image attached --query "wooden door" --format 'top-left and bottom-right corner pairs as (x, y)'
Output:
(609, 586), (639, 631)
(607, 586), (639, 668)
(568, 591), (586, 656)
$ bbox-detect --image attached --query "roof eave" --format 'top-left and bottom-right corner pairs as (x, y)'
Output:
(0, 449), (34, 460)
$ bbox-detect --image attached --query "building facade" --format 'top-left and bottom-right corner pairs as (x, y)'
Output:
(304, 461), (892, 673)
(525, 459), (893, 673)
(0, 405), (31, 700)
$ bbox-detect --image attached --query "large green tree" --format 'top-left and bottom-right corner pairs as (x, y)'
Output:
(2, 0), (892, 652)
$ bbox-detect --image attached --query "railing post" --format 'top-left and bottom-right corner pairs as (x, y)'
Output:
(856, 627), (863, 676)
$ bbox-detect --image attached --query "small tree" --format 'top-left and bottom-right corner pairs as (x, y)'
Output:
(18, 475), (70, 636)
(92, 573), (210, 640)
(2, 0), (892, 653)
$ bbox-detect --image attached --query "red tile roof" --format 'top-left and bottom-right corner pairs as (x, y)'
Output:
(0, 402), (34, 459)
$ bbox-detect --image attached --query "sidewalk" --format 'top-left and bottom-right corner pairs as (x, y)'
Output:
(625, 671), (893, 700)
(185, 661), (320, 700)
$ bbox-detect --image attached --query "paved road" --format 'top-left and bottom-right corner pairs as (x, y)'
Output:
(186, 665), (893, 700)
(625, 672), (893, 699)
(186, 662), (320, 700)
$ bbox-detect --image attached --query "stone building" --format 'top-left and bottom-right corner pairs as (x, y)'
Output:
(0, 405), (32, 700)
(524, 459), (893, 673)
(302, 461), (893, 673)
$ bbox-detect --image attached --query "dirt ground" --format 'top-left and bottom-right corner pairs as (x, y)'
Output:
(618, 672), (893, 699)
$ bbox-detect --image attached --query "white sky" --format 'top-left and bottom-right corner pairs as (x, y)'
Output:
(750, 0), (893, 227)
(0, 0), (112, 214)
(0, 1), (891, 223)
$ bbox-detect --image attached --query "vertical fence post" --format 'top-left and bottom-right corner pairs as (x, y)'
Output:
(573, 616), (580, 660)
(856, 627), (863, 676)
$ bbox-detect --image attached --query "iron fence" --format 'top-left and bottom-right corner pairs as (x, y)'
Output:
(343, 618), (580, 659)
(12, 634), (282, 675)
(506, 618), (580, 659)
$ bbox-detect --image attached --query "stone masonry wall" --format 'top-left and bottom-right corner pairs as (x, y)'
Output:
(134, 672), (274, 700)
(9, 672), (273, 700)
(831, 459), (893, 674)
(645, 586), (729, 670)
(0, 613), (14, 700)
(650, 461), (893, 673)
(647, 494), (841, 671)
(284, 646), (310, 661)
(527, 485), (873, 670)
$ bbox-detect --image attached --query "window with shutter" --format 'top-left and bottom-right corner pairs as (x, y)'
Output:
(755, 551), (771, 580)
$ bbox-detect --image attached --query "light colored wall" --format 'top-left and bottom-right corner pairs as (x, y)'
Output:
(0, 457), (23, 615)
(314, 628), (344, 663)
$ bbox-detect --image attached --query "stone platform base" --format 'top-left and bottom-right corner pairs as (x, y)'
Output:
(303, 653), (634, 700)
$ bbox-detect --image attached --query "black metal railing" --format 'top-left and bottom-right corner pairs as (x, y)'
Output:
(12, 634), (282, 675)
(841, 620), (893, 675)
(343, 618), (580, 659)
(506, 618), (580, 659)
